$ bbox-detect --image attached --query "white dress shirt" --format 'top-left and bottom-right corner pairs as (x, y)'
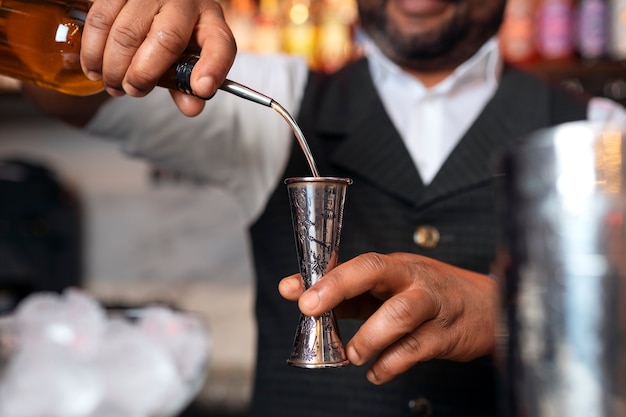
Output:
(87, 39), (626, 223)
(365, 37), (503, 184)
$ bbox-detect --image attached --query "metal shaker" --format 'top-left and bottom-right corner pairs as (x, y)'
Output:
(499, 121), (626, 417)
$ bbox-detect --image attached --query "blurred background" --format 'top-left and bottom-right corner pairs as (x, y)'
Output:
(1, 0), (626, 415)
(0, 96), (256, 416)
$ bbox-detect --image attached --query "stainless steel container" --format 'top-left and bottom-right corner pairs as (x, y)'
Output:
(284, 176), (351, 368)
(500, 121), (626, 417)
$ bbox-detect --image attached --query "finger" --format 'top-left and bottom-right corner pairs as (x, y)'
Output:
(278, 274), (304, 301)
(188, 1), (237, 98)
(122, 1), (199, 96)
(345, 289), (438, 366)
(365, 276), (499, 384)
(298, 253), (411, 316)
(100, 0), (162, 95)
(168, 90), (206, 116)
(365, 324), (445, 385)
(364, 310), (487, 385)
(81, 0), (126, 81)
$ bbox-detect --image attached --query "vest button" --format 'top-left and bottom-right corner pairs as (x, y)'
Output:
(408, 396), (433, 416)
(413, 225), (440, 249)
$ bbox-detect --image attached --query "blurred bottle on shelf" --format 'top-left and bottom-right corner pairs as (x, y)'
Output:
(500, 0), (539, 64)
(535, 0), (576, 61)
(221, 0), (357, 71)
(251, 0), (285, 54)
(576, 0), (609, 61)
(316, 0), (357, 72)
(283, 0), (319, 67)
(609, 0), (626, 60)
(225, 0), (258, 52)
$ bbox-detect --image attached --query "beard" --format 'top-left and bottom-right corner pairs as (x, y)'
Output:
(359, 1), (505, 72)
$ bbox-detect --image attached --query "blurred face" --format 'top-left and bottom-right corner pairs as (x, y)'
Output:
(358, 0), (507, 72)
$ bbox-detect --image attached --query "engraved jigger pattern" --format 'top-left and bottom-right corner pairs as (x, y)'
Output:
(285, 176), (352, 368)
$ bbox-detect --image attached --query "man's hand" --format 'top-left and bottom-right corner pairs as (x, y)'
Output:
(83, 0), (237, 116)
(279, 252), (499, 385)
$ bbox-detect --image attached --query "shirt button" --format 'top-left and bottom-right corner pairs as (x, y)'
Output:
(408, 396), (434, 417)
(413, 225), (440, 249)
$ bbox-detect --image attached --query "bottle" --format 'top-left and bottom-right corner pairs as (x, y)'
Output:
(252, 0), (284, 55)
(0, 0), (203, 97)
(282, 0), (319, 68)
(535, 0), (575, 61)
(0, 0), (102, 95)
(576, 0), (609, 61)
(316, 0), (357, 73)
(499, 0), (539, 65)
(224, 0), (258, 52)
(609, 0), (626, 60)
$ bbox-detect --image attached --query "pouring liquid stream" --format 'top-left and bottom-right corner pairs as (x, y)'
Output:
(270, 102), (320, 178)
(218, 79), (320, 178)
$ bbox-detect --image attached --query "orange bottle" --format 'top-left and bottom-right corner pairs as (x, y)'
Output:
(0, 0), (104, 96)
(500, 0), (539, 64)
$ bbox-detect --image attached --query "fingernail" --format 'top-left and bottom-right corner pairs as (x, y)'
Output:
(367, 369), (381, 385)
(105, 86), (125, 97)
(195, 75), (215, 99)
(300, 290), (320, 311)
(286, 279), (301, 293)
(86, 71), (102, 81)
(347, 345), (363, 366)
(278, 277), (300, 297)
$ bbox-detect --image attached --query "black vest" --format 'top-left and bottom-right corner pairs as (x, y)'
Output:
(248, 58), (588, 417)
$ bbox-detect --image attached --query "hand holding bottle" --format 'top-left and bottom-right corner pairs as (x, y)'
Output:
(81, 0), (237, 115)
(11, 0), (239, 120)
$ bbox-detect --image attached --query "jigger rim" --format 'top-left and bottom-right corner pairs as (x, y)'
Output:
(284, 176), (353, 185)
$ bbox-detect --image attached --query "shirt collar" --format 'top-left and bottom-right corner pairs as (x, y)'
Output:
(364, 34), (503, 96)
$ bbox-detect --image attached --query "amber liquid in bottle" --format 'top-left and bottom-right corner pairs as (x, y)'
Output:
(0, 0), (104, 95)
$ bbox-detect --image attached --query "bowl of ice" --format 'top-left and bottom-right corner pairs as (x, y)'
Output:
(0, 288), (210, 417)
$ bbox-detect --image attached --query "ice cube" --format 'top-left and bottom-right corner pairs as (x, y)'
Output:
(91, 318), (182, 417)
(13, 289), (106, 357)
(138, 306), (210, 382)
(0, 344), (102, 417)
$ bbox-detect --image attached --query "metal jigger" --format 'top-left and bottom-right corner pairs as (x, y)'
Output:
(285, 176), (352, 368)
